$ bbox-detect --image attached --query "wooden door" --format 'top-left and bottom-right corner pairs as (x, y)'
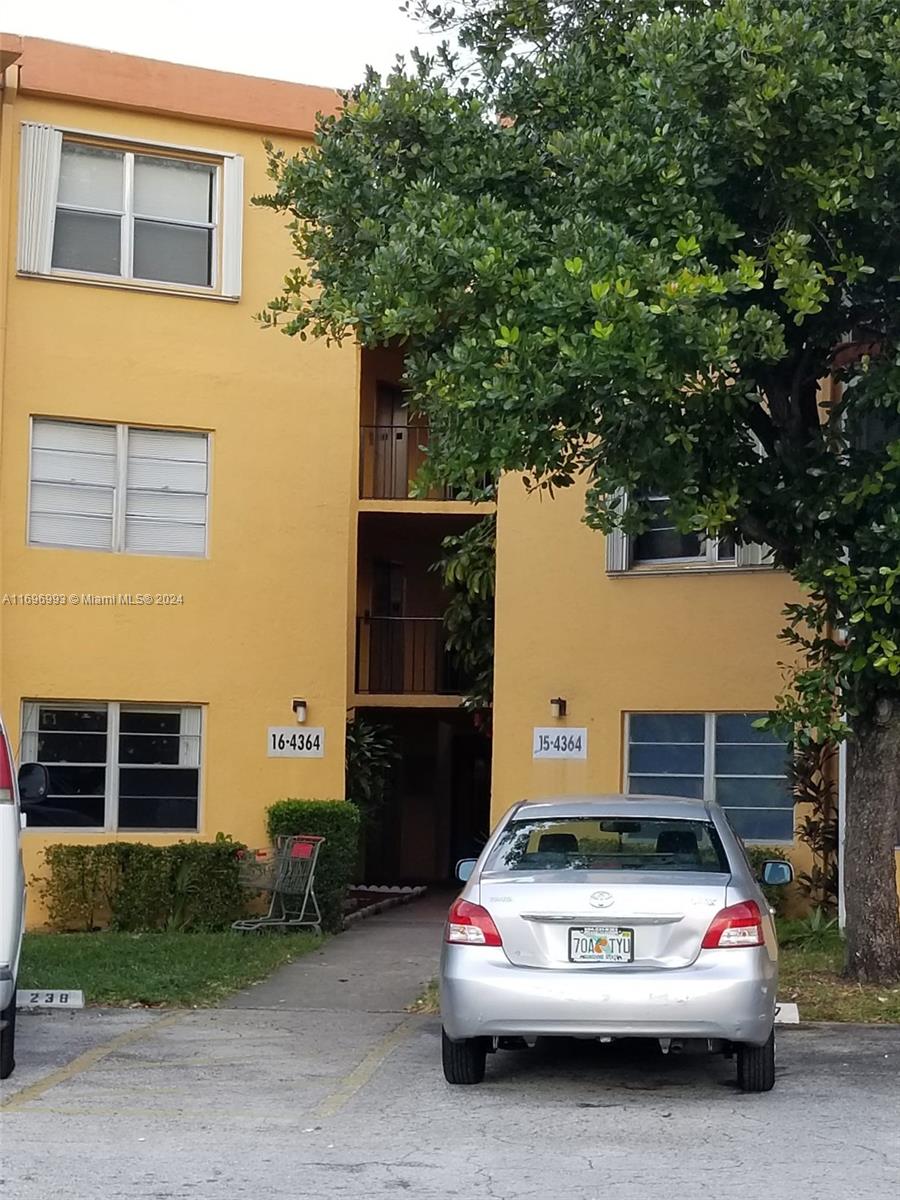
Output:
(371, 560), (406, 690)
(374, 383), (408, 499)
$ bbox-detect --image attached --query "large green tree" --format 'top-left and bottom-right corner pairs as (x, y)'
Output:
(258, 0), (900, 981)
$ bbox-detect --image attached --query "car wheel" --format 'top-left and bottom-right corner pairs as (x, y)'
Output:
(0, 987), (16, 1081)
(736, 1029), (775, 1093)
(442, 1028), (488, 1084)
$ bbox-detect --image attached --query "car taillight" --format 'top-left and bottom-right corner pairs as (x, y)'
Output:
(701, 900), (764, 949)
(445, 898), (503, 947)
(0, 734), (13, 804)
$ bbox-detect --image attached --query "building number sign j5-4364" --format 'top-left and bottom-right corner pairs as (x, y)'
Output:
(532, 727), (588, 760)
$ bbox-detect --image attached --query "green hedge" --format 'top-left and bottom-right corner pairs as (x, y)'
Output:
(266, 800), (360, 932)
(36, 836), (245, 932)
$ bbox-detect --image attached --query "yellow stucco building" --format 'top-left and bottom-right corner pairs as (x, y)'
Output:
(4, 34), (888, 925)
(0, 35), (490, 923)
(492, 479), (799, 835)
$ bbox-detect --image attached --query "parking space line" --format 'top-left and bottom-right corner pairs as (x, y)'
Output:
(9, 1101), (299, 1120)
(314, 1016), (419, 1120)
(0, 1011), (184, 1113)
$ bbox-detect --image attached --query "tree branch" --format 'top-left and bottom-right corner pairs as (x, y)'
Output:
(747, 403), (777, 456)
(792, 343), (822, 437)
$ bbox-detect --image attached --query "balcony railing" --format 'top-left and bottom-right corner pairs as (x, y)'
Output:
(359, 425), (454, 501)
(355, 616), (466, 695)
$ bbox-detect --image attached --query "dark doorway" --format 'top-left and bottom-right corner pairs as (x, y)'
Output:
(373, 382), (409, 499)
(373, 559), (406, 618)
(449, 728), (492, 868)
(359, 709), (491, 884)
(370, 560), (406, 692)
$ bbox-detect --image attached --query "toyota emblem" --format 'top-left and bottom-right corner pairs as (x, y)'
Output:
(589, 890), (614, 909)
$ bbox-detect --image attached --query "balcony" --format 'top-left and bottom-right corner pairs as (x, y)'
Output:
(355, 616), (466, 695)
(359, 425), (454, 501)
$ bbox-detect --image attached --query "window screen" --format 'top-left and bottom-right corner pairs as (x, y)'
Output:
(627, 712), (793, 842)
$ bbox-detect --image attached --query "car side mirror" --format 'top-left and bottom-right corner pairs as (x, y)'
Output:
(456, 858), (477, 883)
(761, 860), (793, 887)
(18, 762), (50, 806)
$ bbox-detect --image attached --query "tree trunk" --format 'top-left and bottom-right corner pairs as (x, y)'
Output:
(844, 705), (900, 983)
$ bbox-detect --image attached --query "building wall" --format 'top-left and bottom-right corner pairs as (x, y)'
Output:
(0, 85), (358, 919)
(7, 37), (892, 922)
(491, 476), (799, 821)
(492, 478), (900, 894)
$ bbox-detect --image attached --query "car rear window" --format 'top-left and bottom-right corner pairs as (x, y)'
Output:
(484, 816), (729, 874)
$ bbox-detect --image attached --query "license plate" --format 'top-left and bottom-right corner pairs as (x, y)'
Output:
(568, 926), (634, 963)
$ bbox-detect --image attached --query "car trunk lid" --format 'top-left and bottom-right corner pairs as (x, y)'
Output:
(479, 871), (730, 969)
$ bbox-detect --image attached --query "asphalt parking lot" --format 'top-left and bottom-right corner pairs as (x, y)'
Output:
(2, 906), (899, 1200)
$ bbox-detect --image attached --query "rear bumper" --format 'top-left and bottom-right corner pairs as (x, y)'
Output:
(0, 968), (14, 1016)
(440, 944), (776, 1045)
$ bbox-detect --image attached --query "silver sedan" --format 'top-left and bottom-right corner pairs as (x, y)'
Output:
(440, 796), (792, 1092)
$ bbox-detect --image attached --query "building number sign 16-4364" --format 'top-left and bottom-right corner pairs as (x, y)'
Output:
(267, 727), (325, 758)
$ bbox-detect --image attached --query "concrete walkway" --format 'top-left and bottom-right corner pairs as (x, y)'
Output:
(224, 887), (451, 1013)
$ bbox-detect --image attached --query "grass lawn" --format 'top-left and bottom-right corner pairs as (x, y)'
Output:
(409, 924), (900, 1023)
(776, 921), (900, 1023)
(19, 930), (323, 1007)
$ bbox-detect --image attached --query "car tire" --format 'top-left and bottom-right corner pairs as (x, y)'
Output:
(0, 987), (16, 1081)
(442, 1028), (488, 1084)
(736, 1029), (775, 1093)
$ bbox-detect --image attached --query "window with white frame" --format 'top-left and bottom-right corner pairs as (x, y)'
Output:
(29, 418), (209, 556)
(606, 493), (768, 572)
(632, 494), (736, 565)
(625, 712), (793, 842)
(17, 123), (243, 296)
(21, 701), (202, 831)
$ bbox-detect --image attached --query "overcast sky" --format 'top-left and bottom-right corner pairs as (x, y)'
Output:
(2, 0), (447, 89)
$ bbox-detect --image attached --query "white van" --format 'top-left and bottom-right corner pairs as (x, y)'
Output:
(0, 714), (49, 1079)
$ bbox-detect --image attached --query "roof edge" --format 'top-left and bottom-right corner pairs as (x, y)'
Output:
(0, 31), (23, 72)
(1, 33), (342, 138)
